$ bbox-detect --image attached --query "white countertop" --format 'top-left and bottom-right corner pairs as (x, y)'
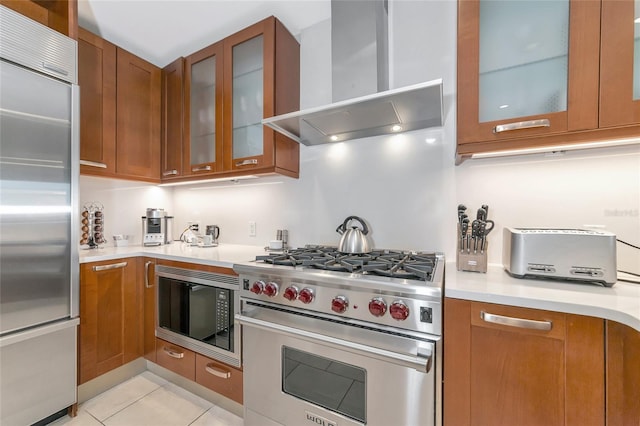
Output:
(80, 246), (640, 332)
(79, 243), (267, 269)
(446, 263), (640, 332)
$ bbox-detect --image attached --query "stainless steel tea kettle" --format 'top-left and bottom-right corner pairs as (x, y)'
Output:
(336, 216), (372, 254)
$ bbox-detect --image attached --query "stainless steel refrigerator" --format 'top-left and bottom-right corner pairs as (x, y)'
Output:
(0, 6), (80, 425)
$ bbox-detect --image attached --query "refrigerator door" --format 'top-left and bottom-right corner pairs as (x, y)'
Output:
(0, 318), (79, 425)
(0, 59), (74, 334)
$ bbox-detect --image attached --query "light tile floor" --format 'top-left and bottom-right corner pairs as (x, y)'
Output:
(49, 371), (244, 426)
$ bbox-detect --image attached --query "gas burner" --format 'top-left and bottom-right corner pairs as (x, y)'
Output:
(255, 246), (437, 281)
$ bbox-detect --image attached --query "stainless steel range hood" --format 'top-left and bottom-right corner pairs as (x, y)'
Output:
(262, 0), (443, 146)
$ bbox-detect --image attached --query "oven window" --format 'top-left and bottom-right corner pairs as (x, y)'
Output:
(282, 347), (366, 423)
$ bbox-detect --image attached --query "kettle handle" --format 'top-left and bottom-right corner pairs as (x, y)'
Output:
(341, 216), (369, 235)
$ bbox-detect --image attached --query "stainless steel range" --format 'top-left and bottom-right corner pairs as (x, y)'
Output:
(234, 246), (444, 426)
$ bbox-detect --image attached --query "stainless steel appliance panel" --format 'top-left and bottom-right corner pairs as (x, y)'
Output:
(0, 59), (74, 334)
(238, 303), (436, 426)
(0, 319), (78, 425)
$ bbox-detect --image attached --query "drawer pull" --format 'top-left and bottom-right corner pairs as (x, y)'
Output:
(80, 160), (108, 169)
(493, 119), (550, 134)
(192, 165), (212, 172)
(163, 347), (184, 359)
(235, 159), (258, 167)
(92, 262), (127, 272)
(205, 363), (231, 379)
(162, 169), (178, 176)
(480, 311), (552, 331)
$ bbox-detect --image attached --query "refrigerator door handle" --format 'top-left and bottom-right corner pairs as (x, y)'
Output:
(70, 83), (80, 319)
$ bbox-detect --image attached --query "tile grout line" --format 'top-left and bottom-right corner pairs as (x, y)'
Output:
(89, 383), (165, 424)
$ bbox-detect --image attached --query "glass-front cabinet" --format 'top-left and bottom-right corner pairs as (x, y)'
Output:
(457, 0), (640, 160)
(183, 42), (224, 177)
(223, 17), (300, 177)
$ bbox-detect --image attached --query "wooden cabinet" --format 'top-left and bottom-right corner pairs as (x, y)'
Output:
(161, 58), (185, 180)
(606, 320), (640, 424)
(457, 0), (640, 160)
(79, 258), (142, 384)
(0, 0), (77, 39)
(183, 42), (224, 178)
(78, 28), (117, 175)
(78, 28), (161, 182)
(222, 16), (299, 178)
(195, 354), (243, 404)
(156, 338), (196, 380)
(116, 48), (161, 181)
(142, 258), (157, 362)
(161, 16), (300, 183)
(444, 298), (605, 426)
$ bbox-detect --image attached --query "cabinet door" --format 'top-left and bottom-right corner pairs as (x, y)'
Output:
(116, 48), (161, 181)
(79, 259), (141, 384)
(457, 0), (600, 148)
(142, 258), (156, 362)
(606, 321), (640, 424)
(78, 28), (116, 175)
(222, 17), (300, 177)
(599, 0), (640, 127)
(444, 299), (604, 426)
(184, 43), (224, 177)
(161, 58), (184, 180)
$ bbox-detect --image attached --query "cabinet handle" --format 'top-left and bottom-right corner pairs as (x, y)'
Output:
(162, 170), (178, 176)
(493, 119), (550, 134)
(163, 347), (184, 359)
(192, 165), (212, 172)
(480, 311), (552, 331)
(205, 363), (231, 379)
(144, 261), (153, 288)
(92, 261), (127, 272)
(80, 160), (108, 169)
(235, 159), (258, 167)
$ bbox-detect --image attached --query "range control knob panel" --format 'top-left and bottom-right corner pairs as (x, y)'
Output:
(368, 297), (387, 317)
(283, 286), (299, 301)
(298, 288), (315, 304)
(389, 300), (410, 320)
(331, 295), (349, 314)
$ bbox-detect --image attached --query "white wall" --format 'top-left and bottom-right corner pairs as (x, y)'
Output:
(81, 0), (640, 276)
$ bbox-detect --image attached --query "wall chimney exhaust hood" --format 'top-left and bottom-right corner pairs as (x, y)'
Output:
(262, 0), (443, 146)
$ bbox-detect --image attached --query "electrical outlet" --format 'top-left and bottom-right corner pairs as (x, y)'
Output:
(249, 221), (256, 237)
(187, 221), (200, 232)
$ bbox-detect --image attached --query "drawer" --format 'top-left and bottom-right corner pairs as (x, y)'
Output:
(155, 338), (195, 380)
(195, 354), (243, 404)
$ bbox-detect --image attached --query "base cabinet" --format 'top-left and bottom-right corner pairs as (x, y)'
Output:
(79, 258), (142, 385)
(606, 320), (640, 424)
(443, 298), (605, 426)
(156, 338), (243, 404)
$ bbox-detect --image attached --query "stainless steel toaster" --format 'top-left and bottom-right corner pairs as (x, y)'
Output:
(502, 228), (617, 287)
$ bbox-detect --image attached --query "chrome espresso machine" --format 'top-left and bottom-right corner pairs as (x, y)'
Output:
(142, 208), (174, 246)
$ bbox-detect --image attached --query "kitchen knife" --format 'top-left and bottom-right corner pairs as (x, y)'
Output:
(461, 218), (469, 252)
(471, 220), (480, 253)
(479, 221), (487, 253)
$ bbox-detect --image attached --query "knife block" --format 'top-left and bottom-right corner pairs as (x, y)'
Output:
(456, 224), (488, 273)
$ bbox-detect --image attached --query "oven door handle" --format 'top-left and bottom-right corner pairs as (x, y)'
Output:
(236, 313), (433, 373)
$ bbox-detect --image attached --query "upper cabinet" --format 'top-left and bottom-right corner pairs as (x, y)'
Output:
(0, 0), (77, 39)
(161, 16), (300, 183)
(457, 0), (640, 161)
(79, 28), (161, 182)
(161, 57), (185, 179)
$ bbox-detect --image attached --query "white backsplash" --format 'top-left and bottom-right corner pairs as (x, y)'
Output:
(79, 0), (640, 275)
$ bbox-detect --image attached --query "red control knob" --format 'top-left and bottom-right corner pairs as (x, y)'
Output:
(283, 286), (299, 301)
(250, 280), (265, 295)
(264, 282), (279, 297)
(368, 297), (387, 317)
(331, 296), (349, 314)
(298, 288), (315, 304)
(389, 300), (410, 321)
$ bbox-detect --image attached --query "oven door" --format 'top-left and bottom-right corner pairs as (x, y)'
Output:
(237, 301), (437, 426)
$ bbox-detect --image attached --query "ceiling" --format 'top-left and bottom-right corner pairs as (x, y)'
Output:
(77, 0), (331, 67)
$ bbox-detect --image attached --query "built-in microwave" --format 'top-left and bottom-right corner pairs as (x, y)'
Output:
(155, 265), (241, 368)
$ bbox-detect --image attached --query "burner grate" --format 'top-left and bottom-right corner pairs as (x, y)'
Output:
(256, 246), (437, 281)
